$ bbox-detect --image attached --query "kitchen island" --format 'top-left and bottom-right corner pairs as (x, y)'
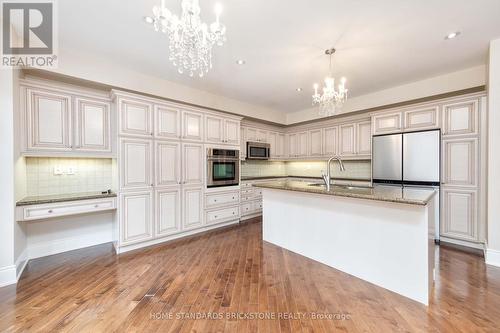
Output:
(254, 180), (438, 305)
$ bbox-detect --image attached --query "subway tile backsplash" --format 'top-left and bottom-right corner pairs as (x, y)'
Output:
(26, 157), (113, 196)
(241, 160), (371, 179)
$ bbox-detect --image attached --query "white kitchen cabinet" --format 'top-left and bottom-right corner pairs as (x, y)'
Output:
(441, 188), (478, 242)
(309, 129), (323, 156)
(120, 138), (153, 190)
(404, 106), (439, 131)
(297, 132), (308, 157)
(155, 104), (180, 139)
(118, 98), (153, 137)
(155, 141), (181, 187)
(244, 127), (258, 142)
(206, 206), (240, 225)
(182, 143), (204, 186)
(277, 133), (286, 157)
(182, 110), (203, 141)
(267, 132), (278, 158)
(356, 121), (372, 156)
(339, 124), (356, 156)
(257, 129), (268, 143)
(26, 88), (72, 151)
(442, 138), (478, 188)
(205, 115), (224, 143)
(156, 188), (181, 237)
(323, 126), (338, 156)
(288, 133), (298, 158)
(120, 190), (154, 245)
(224, 119), (240, 145)
(372, 112), (403, 135)
(74, 97), (111, 152)
(182, 187), (204, 230)
(442, 100), (478, 137)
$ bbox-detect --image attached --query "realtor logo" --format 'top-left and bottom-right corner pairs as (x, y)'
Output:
(1, 0), (58, 68)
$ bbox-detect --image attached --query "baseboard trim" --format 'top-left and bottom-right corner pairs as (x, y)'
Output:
(0, 265), (17, 288)
(28, 233), (113, 260)
(486, 249), (500, 268)
(439, 236), (485, 250)
(15, 248), (28, 281)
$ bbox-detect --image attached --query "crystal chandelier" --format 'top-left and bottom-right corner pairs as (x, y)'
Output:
(312, 48), (348, 116)
(149, 0), (227, 77)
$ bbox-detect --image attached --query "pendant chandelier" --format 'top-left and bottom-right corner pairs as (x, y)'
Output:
(148, 0), (227, 77)
(312, 48), (348, 117)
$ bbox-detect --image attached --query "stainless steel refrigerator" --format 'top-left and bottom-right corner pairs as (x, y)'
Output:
(372, 129), (440, 239)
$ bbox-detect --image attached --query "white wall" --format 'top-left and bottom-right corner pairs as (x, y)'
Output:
(287, 65), (486, 124)
(46, 47), (287, 124)
(487, 39), (500, 267)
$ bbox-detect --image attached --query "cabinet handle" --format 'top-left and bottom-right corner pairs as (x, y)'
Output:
(232, 212), (235, 215)
(94, 204), (99, 208)
(232, 197), (235, 200)
(214, 199), (217, 202)
(214, 215), (218, 218)
(48, 210), (53, 213)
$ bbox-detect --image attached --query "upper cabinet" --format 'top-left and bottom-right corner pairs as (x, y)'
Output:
(309, 129), (323, 156)
(118, 97), (153, 137)
(181, 110), (203, 141)
(205, 115), (240, 145)
(403, 106), (439, 131)
(323, 127), (338, 156)
(21, 83), (113, 156)
(155, 104), (180, 139)
(442, 100), (478, 137)
(339, 124), (356, 156)
(224, 119), (240, 145)
(356, 121), (372, 156)
(372, 112), (402, 135)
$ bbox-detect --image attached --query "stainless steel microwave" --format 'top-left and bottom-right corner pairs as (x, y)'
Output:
(207, 148), (240, 188)
(246, 142), (270, 160)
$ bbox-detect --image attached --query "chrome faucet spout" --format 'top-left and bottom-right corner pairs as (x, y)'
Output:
(323, 156), (346, 191)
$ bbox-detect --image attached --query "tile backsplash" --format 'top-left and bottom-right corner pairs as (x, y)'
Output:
(241, 160), (371, 180)
(26, 157), (113, 196)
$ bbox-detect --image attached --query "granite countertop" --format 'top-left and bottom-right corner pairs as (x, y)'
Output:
(16, 191), (117, 206)
(241, 175), (372, 182)
(253, 180), (437, 206)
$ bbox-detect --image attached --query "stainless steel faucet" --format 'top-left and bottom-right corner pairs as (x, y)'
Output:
(321, 156), (346, 191)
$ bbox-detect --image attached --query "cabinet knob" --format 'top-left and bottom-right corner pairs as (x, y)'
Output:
(94, 204), (99, 208)
(214, 215), (218, 218)
(48, 210), (53, 213)
(232, 212), (235, 215)
(214, 199), (217, 202)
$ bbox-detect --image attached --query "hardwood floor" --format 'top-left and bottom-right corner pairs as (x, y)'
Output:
(1, 218), (500, 332)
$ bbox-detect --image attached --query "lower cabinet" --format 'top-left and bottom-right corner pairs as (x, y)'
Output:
(182, 186), (204, 230)
(120, 190), (154, 245)
(155, 187), (181, 237)
(441, 188), (479, 242)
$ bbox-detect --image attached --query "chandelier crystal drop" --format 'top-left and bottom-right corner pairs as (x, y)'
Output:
(150, 0), (227, 77)
(312, 48), (348, 117)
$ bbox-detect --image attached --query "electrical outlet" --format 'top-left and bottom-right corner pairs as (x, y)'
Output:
(53, 166), (63, 175)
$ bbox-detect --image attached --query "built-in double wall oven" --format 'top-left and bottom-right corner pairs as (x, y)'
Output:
(207, 148), (240, 188)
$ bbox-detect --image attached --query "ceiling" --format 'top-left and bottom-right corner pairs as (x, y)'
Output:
(58, 0), (500, 113)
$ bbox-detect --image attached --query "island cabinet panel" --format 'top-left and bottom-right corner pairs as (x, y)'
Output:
(155, 188), (181, 237)
(404, 106), (440, 130)
(155, 105), (180, 139)
(205, 115), (224, 143)
(120, 190), (154, 245)
(119, 98), (153, 137)
(309, 129), (323, 156)
(181, 143), (204, 186)
(120, 138), (153, 190)
(26, 88), (73, 151)
(74, 98), (111, 152)
(182, 187), (204, 230)
(155, 141), (181, 187)
(339, 124), (356, 156)
(442, 100), (478, 137)
(441, 188), (478, 242)
(356, 121), (372, 156)
(181, 110), (203, 141)
(442, 138), (478, 188)
(323, 126), (338, 156)
(372, 111), (403, 135)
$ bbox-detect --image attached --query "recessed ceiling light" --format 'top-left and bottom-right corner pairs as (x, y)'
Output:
(296, 88), (302, 92)
(143, 16), (154, 24)
(236, 59), (246, 65)
(445, 31), (461, 40)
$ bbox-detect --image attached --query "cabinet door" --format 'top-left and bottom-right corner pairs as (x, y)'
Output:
(245, 127), (258, 142)
(288, 134), (298, 157)
(442, 138), (478, 187)
(74, 98), (111, 152)
(182, 143), (204, 186)
(181, 111), (203, 141)
(257, 130), (268, 143)
(156, 188), (181, 237)
(224, 119), (240, 145)
(372, 112), (403, 135)
(120, 190), (153, 245)
(442, 100), (478, 136)
(26, 89), (72, 151)
(297, 132), (308, 157)
(441, 188), (478, 242)
(205, 115), (224, 143)
(155, 105), (180, 139)
(356, 121), (372, 155)
(120, 138), (153, 189)
(404, 106), (439, 130)
(156, 141), (181, 187)
(277, 133), (286, 157)
(339, 124), (356, 156)
(309, 129), (323, 156)
(118, 98), (153, 137)
(267, 132), (277, 158)
(323, 127), (338, 156)
(182, 187), (204, 230)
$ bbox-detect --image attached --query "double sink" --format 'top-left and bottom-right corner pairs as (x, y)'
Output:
(307, 183), (373, 191)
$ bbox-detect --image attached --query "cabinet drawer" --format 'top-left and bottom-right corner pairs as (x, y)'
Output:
(254, 188), (263, 197)
(240, 188), (254, 196)
(206, 206), (240, 224)
(254, 201), (263, 211)
(205, 191), (240, 208)
(19, 198), (117, 221)
(241, 202), (254, 215)
(240, 195), (254, 202)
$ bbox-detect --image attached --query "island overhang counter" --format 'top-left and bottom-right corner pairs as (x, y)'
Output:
(254, 181), (438, 305)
